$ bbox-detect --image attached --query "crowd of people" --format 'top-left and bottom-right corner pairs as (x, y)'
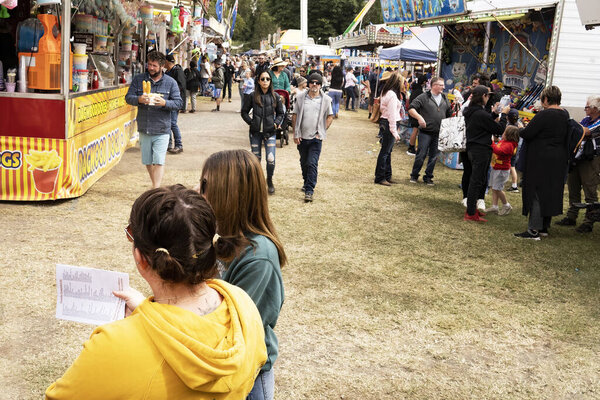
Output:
(44, 47), (600, 399)
(370, 68), (600, 240)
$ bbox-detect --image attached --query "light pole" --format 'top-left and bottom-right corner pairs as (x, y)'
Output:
(301, 0), (307, 64)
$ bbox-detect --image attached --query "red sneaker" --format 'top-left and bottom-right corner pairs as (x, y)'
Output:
(464, 211), (487, 222)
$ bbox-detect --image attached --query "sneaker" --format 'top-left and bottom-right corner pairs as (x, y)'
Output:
(514, 230), (541, 240)
(228, 98), (232, 103)
(461, 198), (467, 208)
(484, 206), (499, 214)
(211, 108), (220, 112)
(168, 147), (183, 154)
(498, 203), (513, 216)
(507, 186), (519, 193)
(409, 178), (418, 184)
(477, 199), (486, 212)
(376, 180), (391, 186)
(304, 192), (313, 202)
(575, 223), (593, 233)
(539, 228), (549, 237)
(406, 145), (416, 156)
(555, 217), (576, 226)
(464, 210), (487, 222)
(189, 110), (195, 113)
(423, 179), (434, 186)
(387, 179), (399, 184)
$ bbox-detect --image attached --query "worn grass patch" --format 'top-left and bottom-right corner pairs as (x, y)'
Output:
(1, 99), (599, 399)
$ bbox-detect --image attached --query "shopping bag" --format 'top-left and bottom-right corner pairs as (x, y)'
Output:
(438, 115), (466, 152)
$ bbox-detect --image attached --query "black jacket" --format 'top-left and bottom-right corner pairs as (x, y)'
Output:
(463, 105), (507, 148)
(184, 67), (201, 92)
(166, 64), (186, 110)
(241, 91), (285, 138)
(224, 64), (235, 82)
(409, 91), (452, 135)
(520, 108), (569, 216)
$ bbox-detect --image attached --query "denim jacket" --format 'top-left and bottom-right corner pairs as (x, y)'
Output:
(125, 72), (183, 135)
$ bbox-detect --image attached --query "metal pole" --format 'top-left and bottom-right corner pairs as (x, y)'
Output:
(481, 21), (491, 74)
(62, 0), (71, 140)
(300, 0), (307, 65)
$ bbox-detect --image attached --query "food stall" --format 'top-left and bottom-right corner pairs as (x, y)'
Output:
(0, 0), (146, 201)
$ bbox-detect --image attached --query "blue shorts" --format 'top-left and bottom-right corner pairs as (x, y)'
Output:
(139, 132), (169, 165)
(213, 88), (222, 98)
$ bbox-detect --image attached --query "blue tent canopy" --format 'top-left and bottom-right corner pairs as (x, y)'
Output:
(379, 27), (440, 63)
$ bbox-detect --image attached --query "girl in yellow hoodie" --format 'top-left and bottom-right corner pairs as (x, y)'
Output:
(46, 185), (267, 400)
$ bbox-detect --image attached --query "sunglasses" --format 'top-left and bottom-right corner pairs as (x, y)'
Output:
(584, 106), (591, 110)
(125, 224), (134, 243)
(309, 81), (321, 85)
(260, 77), (271, 82)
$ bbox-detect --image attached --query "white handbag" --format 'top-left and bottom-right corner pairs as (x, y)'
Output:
(438, 115), (466, 152)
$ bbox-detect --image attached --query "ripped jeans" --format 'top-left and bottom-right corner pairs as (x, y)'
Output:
(250, 133), (276, 179)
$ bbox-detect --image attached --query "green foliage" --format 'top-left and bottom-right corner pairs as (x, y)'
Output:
(224, 0), (383, 50)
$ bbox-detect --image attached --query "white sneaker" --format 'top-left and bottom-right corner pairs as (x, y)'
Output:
(498, 203), (513, 216)
(461, 198), (467, 208)
(477, 199), (486, 212)
(484, 206), (499, 213)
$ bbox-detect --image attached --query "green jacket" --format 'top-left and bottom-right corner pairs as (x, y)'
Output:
(269, 70), (291, 92)
(220, 234), (284, 371)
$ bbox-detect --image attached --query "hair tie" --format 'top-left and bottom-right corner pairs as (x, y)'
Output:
(155, 248), (170, 255)
(212, 234), (220, 247)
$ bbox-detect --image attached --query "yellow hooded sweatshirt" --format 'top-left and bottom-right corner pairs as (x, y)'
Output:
(46, 279), (267, 400)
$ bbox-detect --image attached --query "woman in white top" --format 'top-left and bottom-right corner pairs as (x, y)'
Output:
(344, 67), (358, 111)
(374, 72), (406, 185)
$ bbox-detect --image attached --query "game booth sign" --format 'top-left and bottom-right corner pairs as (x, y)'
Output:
(0, 0), (139, 201)
(381, 0), (588, 169)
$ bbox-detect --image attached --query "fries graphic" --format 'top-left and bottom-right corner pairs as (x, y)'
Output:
(143, 80), (151, 95)
(25, 150), (62, 172)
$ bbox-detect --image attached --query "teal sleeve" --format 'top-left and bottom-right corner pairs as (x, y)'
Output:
(225, 258), (283, 328)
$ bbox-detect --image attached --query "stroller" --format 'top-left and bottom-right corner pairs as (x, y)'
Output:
(274, 89), (291, 148)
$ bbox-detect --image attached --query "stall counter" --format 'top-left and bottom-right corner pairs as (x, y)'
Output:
(0, 85), (138, 201)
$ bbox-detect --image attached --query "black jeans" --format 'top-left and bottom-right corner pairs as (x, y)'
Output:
(297, 138), (322, 194)
(466, 145), (492, 215)
(410, 132), (439, 181)
(222, 79), (233, 99)
(374, 118), (397, 183)
(460, 151), (487, 199)
(345, 87), (356, 109)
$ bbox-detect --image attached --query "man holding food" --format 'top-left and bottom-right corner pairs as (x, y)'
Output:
(125, 51), (183, 188)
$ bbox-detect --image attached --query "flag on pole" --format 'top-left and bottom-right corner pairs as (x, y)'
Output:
(215, 0), (223, 22)
(230, 0), (238, 38)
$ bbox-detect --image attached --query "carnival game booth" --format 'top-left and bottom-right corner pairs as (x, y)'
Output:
(0, 0), (145, 201)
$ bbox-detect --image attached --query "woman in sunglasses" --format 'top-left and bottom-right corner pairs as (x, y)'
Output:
(241, 71), (285, 194)
(199, 150), (286, 400)
(46, 185), (267, 400)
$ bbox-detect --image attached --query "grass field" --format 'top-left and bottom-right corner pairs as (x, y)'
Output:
(1, 102), (598, 399)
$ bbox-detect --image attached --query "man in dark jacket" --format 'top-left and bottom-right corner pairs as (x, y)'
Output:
(165, 54), (186, 154)
(254, 53), (270, 79)
(222, 59), (235, 102)
(125, 51), (183, 187)
(408, 76), (452, 185)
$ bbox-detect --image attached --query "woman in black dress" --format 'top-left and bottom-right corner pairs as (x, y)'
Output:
(514, 86), (570, 240)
